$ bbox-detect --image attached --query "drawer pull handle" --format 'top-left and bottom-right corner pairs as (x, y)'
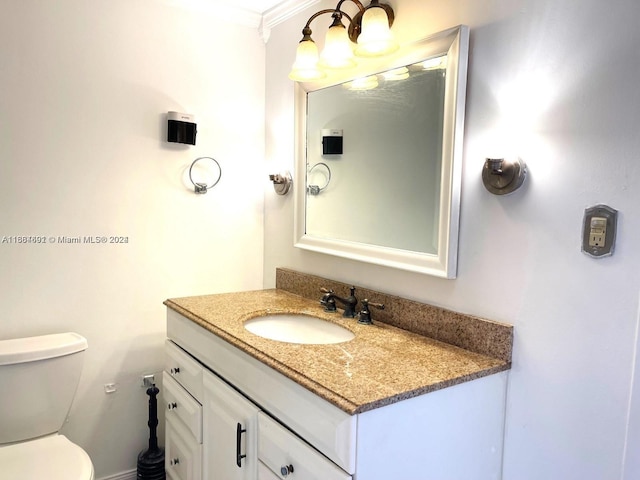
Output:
(280, 464), (294, 476)
(167, 402), (178, 410)
(236, 422), (247, 468)
(170, 367), (181, 375)
(170, 458), (180, 466)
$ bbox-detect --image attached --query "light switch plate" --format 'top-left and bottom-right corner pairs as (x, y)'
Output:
(582, 204), (617, 258)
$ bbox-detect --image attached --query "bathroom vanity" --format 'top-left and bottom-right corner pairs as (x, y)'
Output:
(163, 288), (511, 480)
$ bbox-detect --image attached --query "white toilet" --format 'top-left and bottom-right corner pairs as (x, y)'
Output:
(0, 332), (94, 479)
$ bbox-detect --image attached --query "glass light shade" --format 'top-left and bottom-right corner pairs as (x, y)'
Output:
(289, 39), (326, 81)
(355, 6), (398, 57)
(319, 24), (356, 69)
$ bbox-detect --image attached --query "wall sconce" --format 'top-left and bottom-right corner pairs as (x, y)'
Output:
(288, 0), (398, 82)
(269, 171), (293, 195)
(482, 158), (527, 195)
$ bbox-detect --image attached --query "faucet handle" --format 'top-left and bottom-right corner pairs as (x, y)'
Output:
(358, 299), (385, 325)
(320, 288), (337, 312)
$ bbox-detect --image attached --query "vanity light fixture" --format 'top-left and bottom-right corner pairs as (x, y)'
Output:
(288, 0), (398, 82)
(482, 158), (527, 195)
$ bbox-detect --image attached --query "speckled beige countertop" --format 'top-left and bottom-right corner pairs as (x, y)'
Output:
(165, 289), (510, 415)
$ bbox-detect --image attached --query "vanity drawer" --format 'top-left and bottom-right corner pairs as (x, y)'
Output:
(164, 372), (203, 443)
(258, 413), (351, 480)
(165, 339), (203, 402)
(166, 415), (202, 480)
(258, 461), (281, 480)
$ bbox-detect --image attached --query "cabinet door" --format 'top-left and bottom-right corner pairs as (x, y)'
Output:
(203, 370), (259, 480)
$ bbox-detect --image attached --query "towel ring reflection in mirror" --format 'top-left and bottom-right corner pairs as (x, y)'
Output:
(189, 157), (222, 194)
(307, 162), (332, 195)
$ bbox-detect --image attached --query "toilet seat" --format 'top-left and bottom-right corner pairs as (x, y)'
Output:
(0, 434), (94, 479)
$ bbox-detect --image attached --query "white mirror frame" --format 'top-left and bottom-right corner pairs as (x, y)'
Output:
(293, 25), (469, 278)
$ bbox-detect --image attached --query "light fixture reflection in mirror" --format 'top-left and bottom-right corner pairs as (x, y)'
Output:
(344, 75), (379, 90)
(382, 66), (410, 81)
(294, 26), (470, 278)
(289, 0), (397, 82)
(341, 56), (447, 90)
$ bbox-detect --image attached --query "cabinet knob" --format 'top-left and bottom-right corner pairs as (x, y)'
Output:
(170, 367), (180, 375)
(280, 464), (294, 476)
(170, 458), (180, 466)
(167, 402), (178, 410)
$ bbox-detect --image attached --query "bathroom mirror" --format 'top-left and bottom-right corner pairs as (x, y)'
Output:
(294, 26), (469, 278)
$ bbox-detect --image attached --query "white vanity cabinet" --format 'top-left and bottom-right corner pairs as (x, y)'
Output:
(166, 308), (508, 480)
(164, 341), (204, 480)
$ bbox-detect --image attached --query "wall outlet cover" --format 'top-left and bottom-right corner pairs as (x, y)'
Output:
(582, 204), (618, 258)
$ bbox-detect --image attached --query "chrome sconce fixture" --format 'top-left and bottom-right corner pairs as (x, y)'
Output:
(288, 0), (398, 82)
(269, 171), (293, 195)
(482, 158), (527, 195)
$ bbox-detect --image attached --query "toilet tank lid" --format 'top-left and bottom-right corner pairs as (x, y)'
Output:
(0, 333), (88, 366)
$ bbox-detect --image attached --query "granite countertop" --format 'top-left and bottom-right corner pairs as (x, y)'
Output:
(164, 289), (510, 415)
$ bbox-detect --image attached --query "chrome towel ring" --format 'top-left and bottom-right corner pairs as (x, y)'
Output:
(189, 157), (222, 194)
(307, 162), (331, 195)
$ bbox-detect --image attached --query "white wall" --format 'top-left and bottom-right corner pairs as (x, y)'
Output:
(264, 1), (640, 478)
(0, 0), (265, 477)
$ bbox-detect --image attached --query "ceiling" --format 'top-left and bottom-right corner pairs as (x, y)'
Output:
(233, 0), (287, 13)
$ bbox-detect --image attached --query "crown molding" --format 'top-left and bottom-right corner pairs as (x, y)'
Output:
(262, 0), (320, 30)
(259, 0), (319, 42)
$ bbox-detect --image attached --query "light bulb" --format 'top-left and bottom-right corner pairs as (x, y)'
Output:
(355, 6), (398, 57)
(289, 39), (326, 81)
(320, 23), (356, 69)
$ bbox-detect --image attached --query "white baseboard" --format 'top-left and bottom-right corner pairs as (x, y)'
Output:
(96, 469), (137, 480)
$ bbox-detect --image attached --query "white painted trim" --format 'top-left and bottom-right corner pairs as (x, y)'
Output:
(96, 469), (136, 480)
(622, 297), (640, 479)
(293, 26), (469, 278)
(262, 0), (320, 30)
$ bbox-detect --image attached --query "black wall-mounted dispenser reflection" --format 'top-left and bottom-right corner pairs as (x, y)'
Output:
(167, 111), (197, 145)
(322, 129), (343, 155)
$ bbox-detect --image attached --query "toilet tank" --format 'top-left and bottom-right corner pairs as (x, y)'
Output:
(0, 333), (88, 444)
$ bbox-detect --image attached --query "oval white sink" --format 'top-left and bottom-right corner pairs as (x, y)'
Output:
(244, 314), (355, 345)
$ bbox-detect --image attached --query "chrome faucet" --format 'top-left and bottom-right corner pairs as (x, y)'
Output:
(320, 286), (358, 318)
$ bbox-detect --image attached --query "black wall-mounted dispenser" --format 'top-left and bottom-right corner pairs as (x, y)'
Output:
(322, 128), (343, 155)
(167, 111), (197, 145)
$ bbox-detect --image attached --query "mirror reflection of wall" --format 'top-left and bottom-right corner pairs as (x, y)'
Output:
(306, 60), (447, 254)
